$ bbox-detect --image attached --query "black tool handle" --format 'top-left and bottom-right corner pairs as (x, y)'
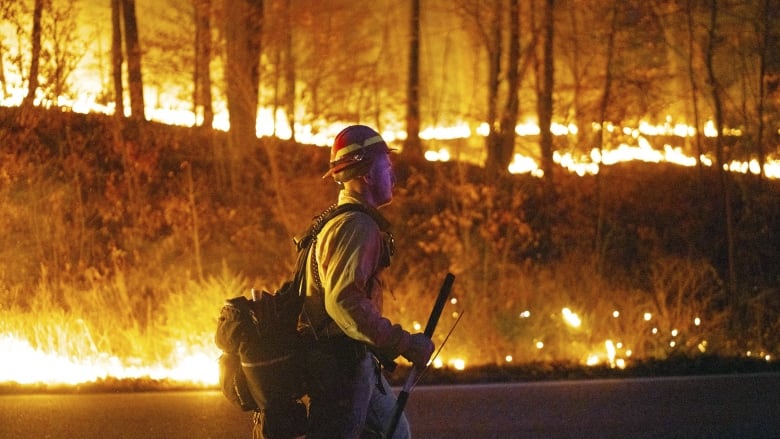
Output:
(384, 272), (455, 438)
(424, 273), (455, 337)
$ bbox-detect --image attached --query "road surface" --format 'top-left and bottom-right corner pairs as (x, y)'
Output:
(1, 373), (778, 438)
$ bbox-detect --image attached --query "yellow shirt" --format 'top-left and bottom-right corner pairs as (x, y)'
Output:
(302, 190), (409, 358)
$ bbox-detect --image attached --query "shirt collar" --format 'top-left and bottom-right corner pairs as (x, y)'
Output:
(339, 189), (370, 206)
(337, 190), (391, 231)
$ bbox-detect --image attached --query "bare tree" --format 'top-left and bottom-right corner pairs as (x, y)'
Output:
(451, 0), (528, 176)
(489, 0), (520, 177)
(0, 2), (12, 100)
(122, 0), (145, 120)
(754, 0), (777, 184)
(45, 0), (85, 105)
(486, 0), (501, 171)
(557, 0), (592, 154)
(453, 0), (505, 172)
(0, 0), (19, 101)
(593, 0), (619, 273)
(22, 0), (44, 107)
(0, 44), (7, 100)
(704, 0), (736, 297)
(404, 0), (423, 159)
(3, 0), (89, 108)
(194, 0), (213, 128)
(595, 2), (617, 159)
(263, 0), (296, 138)
(684, 0), (706, 180)
(536, 0), (555, 191)
(282, 0), (295, 141)
(111, 0), (124, 118)
(223, 0), (263, 189)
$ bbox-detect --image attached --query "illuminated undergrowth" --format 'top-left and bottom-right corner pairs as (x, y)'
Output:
(0, 108), (777, 387)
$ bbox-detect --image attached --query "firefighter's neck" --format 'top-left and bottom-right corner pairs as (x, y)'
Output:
(343, 176), (378, 208)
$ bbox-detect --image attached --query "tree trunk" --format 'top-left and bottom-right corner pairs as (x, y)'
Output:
(705, 0), (736, 297)
(283, 0), (295, 142)
(685, 1), (704, 182)
(194, 0), (213, 128)
(223, 0), (263, 193)
(564, 4), (585, 154)
(530, 0), (556, 259)
(404, 0), (422, 159)
(0, 43), (7, 99)
(122, 0), (145, 120)
(111, 0), (124, 118)
(755, 0), (771, 185)
(595, 0), (618, 274)
(23, 0), (43, 107)
(537, 0), (555, 191)
(224, 0), (263, 153)
(484, 0), (502, 176)
(495, 0), (519, 174)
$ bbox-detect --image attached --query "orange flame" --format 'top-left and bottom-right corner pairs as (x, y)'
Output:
(0, 333), (218, 387)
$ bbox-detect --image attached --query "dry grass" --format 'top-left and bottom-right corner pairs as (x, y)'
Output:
(0, 108), (777, 375)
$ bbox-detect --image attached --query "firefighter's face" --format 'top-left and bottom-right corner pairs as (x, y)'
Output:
(366, 152), (395, 207)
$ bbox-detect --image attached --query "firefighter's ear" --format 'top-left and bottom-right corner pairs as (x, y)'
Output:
(361, 169), (373, 185)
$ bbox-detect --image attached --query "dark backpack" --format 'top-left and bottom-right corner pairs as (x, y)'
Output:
(214, 203), (377, 415)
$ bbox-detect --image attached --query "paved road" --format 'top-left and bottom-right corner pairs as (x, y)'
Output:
(1, 373), (778, 438)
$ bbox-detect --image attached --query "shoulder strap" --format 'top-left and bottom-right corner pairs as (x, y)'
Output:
(332, 202), (391, 232)
(293, 203), (389, 253)
(296, 203), (393, 339)
(290, 203), (381, 297)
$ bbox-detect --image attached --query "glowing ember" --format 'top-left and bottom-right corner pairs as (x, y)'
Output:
(605, 340), (617, 368)
(424, 148), (452, 162)
(561, 307), (582, 328)
(449, 359), (466, 370)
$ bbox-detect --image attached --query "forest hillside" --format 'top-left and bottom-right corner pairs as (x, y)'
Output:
(1, 106), (778, 376)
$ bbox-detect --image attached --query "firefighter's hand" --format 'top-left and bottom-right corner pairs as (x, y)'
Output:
(401, 333), (434, 368)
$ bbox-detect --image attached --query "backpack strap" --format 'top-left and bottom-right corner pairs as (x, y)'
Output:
(294, 203), (390, 252)
(331, 203), (391, 233)
(290, 203), (374, 297)
(297, 203), (391, 340)
(305, 203), (392, 288)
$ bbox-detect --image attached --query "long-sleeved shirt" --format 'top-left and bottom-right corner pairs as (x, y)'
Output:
(302, 190), (410, 358)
